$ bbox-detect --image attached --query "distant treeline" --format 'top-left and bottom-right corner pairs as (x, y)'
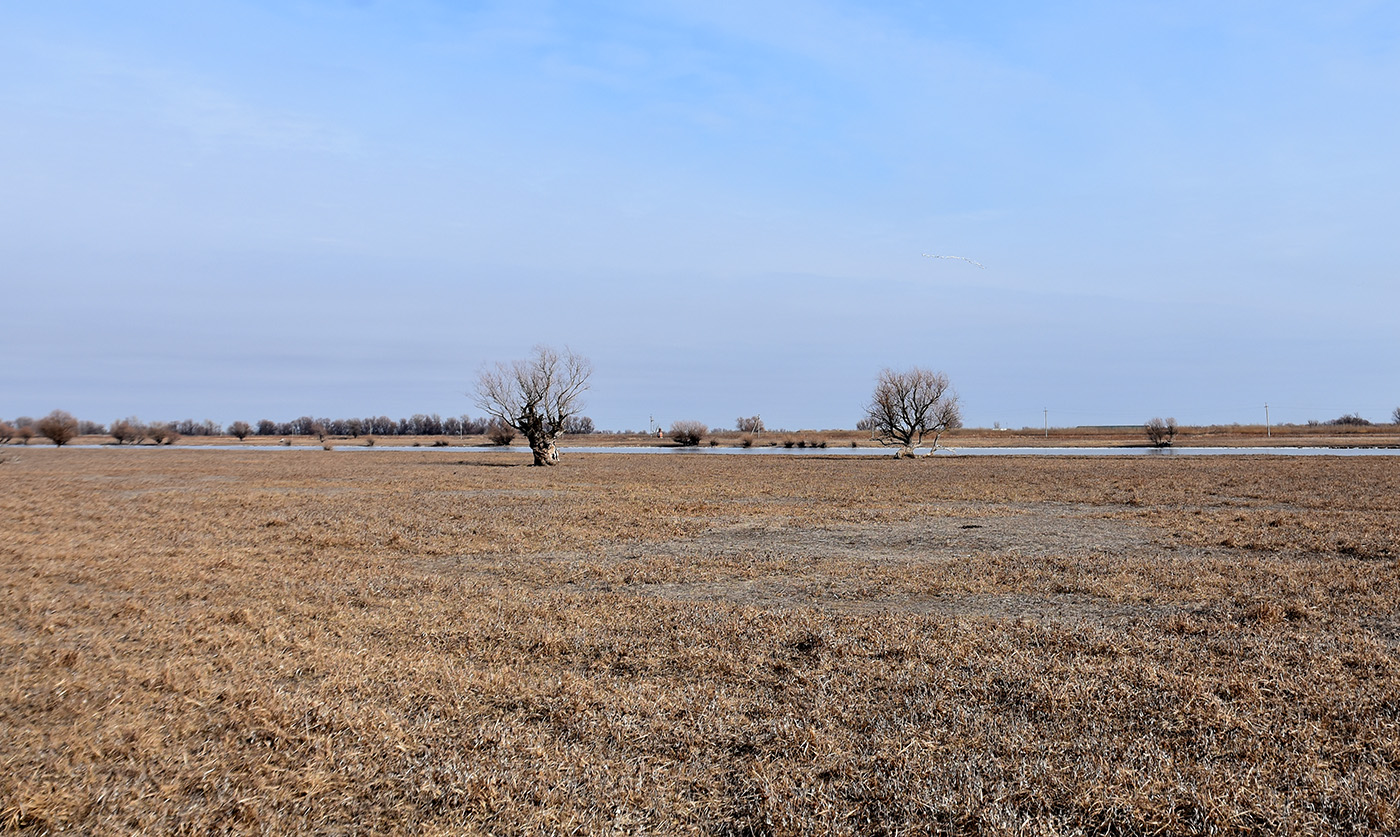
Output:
(0, 413), (598, 442)
(249, 415), (497, 438)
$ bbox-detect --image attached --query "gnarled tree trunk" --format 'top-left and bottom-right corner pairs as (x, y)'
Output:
(529, 437), (560, 466)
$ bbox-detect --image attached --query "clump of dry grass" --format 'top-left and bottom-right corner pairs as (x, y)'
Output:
(1, 450), (1397, 833)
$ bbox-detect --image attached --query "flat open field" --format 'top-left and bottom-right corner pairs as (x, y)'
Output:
(2, 448), (1397, 834)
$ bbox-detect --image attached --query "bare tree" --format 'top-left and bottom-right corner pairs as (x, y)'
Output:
(1393, 406), (1400, 425)
(669, 420), (707, 446)
(865, 367), (961, 457)
(38, 410), (80, 447)
(1145, 417), (1178, 447)
(736, 415), (764, 434)
(228, 420), (252, 440)
(475, 345), (593, 465)
(562, 415), (595, 435)
(17, 426), (35, 445)
(0, 422), (14, 444)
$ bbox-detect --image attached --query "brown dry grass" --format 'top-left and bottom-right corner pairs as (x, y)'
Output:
(1, 449), (1397, 835)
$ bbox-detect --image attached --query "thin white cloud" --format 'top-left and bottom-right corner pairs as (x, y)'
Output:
(12, 38), (363, 158)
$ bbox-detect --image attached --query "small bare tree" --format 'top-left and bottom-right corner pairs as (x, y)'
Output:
(736, 415), (764, 434)
(669, 420), (707, 446)
(228, 420), (252, 440)
(38, 410), (80, 447)
(1393, 406), (1400, 425)
(0, 422), (13, 445)
(1145, 417), (1178, 447)
(475, 345), (592, 465)
(865, 367), (961, 457)
(17, 426), (35, 445)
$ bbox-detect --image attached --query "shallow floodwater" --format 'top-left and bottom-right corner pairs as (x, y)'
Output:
(60, 444), (1400, 456)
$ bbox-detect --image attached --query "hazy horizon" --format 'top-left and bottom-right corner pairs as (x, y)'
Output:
(5, 3), (1397, 431)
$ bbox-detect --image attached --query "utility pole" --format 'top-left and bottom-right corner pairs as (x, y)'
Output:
(1044, 408), (1048, 438)
(1265, 403), (1270, 438)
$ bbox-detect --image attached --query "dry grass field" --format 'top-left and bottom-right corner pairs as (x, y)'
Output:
(1, 448), (1397, 835)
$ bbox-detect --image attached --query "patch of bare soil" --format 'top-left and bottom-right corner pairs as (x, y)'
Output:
(426, 505), (1191, 628)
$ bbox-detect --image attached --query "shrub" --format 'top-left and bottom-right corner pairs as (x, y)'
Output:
(669, 420), (707, 446)
(147, 423), (179, 445)
(38, 410), (80, 447)
(1327, 413), (1371, 426)
(17, 426), (35, 445)
(1145, 417), (1178, 447)
(110, 418), (146, 445)
(1393, 406), (1400, 425)
(487, 419), (516, 446)
(0, 422), (12, 445)
(741, 436), (754, 448)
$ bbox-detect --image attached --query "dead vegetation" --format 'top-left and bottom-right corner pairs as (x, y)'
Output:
(1, 450), (1397, 834)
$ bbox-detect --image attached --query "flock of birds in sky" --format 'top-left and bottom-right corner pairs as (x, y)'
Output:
(922, 253), (986, 269)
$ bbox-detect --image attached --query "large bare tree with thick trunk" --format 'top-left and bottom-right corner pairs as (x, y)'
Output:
(475, 345), (593, 466)
(865, 367), (961, 457)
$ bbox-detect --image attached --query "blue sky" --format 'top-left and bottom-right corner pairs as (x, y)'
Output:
(3, 1), (1397, 431)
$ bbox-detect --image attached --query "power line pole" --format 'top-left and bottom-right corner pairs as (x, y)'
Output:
(1265, 403), (1270, 438)
(1044, 408), (1048, 438)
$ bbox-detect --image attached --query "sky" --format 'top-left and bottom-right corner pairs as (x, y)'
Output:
(3, 1), (1397, 432)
